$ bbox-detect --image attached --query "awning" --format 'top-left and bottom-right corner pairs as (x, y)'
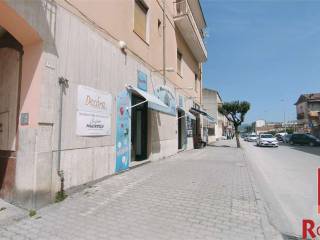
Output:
(205, 114), (215, 123)
(190, 107), (215, 123)
(177, 106), (196, 120)
(126, 85), (171, 114)
(190, 107), (207, 116)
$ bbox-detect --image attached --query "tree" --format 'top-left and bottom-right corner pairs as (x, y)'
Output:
(218, 101), (250, 148)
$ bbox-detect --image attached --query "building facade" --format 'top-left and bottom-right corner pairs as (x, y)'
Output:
(0, 0), (207, 208)
(295, 93), (320, 137)
(255, 120), (266, 128)
(202, 88), (229, 142)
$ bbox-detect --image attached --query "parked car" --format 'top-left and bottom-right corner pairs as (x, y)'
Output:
(283, 134), (292, 143)
(275, 134), (284, 142)
(241, 133), (248, 139)
(245, 134), (258, 142)
(289, 133), (320, 146)
(257, 134), (279, 147)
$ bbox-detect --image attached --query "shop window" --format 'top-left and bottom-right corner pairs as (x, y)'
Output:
(134, 0), (148, 41)
(208, 127), (215, 136)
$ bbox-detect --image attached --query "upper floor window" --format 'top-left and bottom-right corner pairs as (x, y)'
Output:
(177, 51), (182, 76)
(134, 0), (148, 41)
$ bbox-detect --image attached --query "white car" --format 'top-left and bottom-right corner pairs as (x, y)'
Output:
(246, 134), (258, 142)
(257, 134), (279, 147)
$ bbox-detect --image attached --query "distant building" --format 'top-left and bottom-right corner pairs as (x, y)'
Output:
(252, 120), (299, 134)
(295, 93), (320, 137)
(202, 88), (231, 142)
(255, 120), (266, 128)
(254, 122), (282, 134)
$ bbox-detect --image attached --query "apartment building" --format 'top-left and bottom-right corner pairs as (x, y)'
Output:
(295, 93), (320, 137)
(202, 88), (229, 142)
(0, 0), (208, 208)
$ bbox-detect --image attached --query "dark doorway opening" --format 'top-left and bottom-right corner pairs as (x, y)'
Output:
(0, 27), (23, 200)
(178, 110), (184, 150)
(131, 94), (148, 161)
(193, 114), (202, 148)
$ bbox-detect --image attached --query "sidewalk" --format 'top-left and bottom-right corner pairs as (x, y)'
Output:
(0, 140), (281, 240)
(0, 199), (27, 227)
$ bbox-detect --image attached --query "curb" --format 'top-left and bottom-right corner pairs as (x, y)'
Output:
(241, 149), (284, 240)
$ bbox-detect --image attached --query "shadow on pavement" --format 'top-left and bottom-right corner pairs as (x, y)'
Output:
(207, 144), (231, 148)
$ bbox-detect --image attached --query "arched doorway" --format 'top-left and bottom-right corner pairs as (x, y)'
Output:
(0, 27), (23, 200)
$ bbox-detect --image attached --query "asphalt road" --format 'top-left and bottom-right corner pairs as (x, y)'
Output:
(242, 140), (320, 238)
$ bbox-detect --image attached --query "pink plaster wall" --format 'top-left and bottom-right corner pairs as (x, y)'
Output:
(20, 43), (43, 128)
(0, 1), (43, 128)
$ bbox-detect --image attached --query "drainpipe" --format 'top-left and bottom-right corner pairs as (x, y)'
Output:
(57, 77), (68, 194)
(162, 0), (166, 85)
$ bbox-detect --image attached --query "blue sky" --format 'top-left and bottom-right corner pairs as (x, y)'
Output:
(201, 0), (320, 123)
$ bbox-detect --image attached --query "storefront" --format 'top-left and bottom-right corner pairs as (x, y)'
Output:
(0, 1), (204, 208)
(190, 107), (215, 148)
(115, 84), (174, 172)
(176, 106), (196, 150)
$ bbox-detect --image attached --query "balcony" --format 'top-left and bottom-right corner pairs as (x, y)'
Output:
(173, 0), (207, 63)
(308, 111), (320, 118)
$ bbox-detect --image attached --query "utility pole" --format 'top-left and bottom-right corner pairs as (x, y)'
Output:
(284, 111), (287, 133)
(162, 0), (166, 85)
(281, 99), (287, 132)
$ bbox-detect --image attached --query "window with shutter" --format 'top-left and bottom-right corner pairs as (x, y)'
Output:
(134, 0), (148, 41)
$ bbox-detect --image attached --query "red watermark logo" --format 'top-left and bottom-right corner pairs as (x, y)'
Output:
(302, 168), (320, 239)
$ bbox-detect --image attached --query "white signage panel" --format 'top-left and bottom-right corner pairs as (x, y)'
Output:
(77, 85), (112, 114)
(76, 111), (111, 136)
(76, 85), (112, 136)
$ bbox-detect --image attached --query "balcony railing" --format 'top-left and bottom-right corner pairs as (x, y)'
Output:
(308, 111), (320, 118)
(175, 0), (186, 16)
(173, 0), (207, 62)
(174, 0), (203, 36)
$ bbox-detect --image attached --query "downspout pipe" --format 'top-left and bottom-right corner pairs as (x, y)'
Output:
(57, 77), (68, 194)
(162, 0), (166, 86)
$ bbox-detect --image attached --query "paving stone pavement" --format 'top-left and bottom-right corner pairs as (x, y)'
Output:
(0, 140), (281, 240)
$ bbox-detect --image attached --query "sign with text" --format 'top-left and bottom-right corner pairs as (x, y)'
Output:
(154, 85), (177, 116)
(137, 70), (148, 92)
(301, 168), (320, 239)
(76, 85), (112, 136)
